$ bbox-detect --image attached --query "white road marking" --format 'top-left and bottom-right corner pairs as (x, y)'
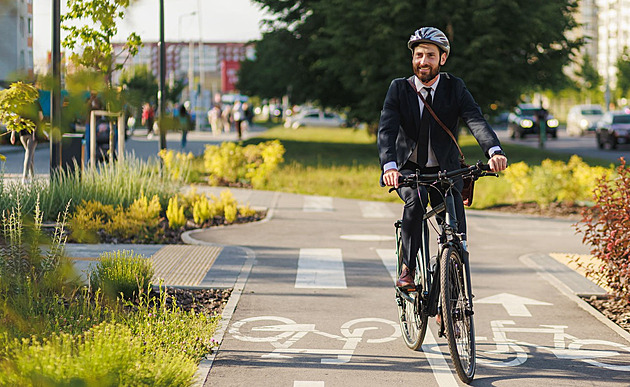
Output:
(376, 249), (397, 283)
(294, 382), (324, 387)
(422, 329), (460, 387)
(296, 248), (346, 289)
(341, 234), (395, 241)
(476, 293), (552, 317)
(303, 196), (334, 212)
(377, 249), (458, 386)
(359, 201), (395, 218)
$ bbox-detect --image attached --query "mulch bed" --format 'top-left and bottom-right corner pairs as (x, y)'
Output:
(92, 210), (267, 245)
(585, 296), (630, 334)
(158, 287), (233, 315)
(485, 201), (586, 221)
(486, 202), (630, 335)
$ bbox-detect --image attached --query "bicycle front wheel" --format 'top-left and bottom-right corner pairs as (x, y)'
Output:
(440, 246), (476, 383)
(396, 235), (428, 350)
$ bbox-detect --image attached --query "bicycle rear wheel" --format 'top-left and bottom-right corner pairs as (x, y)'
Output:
(440, 246), (476, 383)
(396, 235), (428, 350)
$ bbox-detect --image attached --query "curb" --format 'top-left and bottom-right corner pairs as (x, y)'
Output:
(192, 245), (255, 387)
(520, 253), (630, 344)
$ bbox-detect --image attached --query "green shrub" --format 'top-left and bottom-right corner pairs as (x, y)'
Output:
(203, 140), (285, 188)
(575, 158), (630, 303)
(0, 322), (196, 387)
(90, 250), (154, 300)
(0, 155), (180, 223)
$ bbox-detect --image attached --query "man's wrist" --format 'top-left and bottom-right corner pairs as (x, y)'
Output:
(490, 149), (506, 158)
(383, 161), (398, 173)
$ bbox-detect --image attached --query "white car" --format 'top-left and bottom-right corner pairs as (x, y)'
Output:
(566, 104), (604, 136)
(284, 109), (346, 129)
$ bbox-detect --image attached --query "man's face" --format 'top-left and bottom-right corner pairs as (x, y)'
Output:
(412, 43), (446, 83)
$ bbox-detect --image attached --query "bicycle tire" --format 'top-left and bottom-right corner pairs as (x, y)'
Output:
(440, 246), (476, 383)
(396, 234), (428, 350)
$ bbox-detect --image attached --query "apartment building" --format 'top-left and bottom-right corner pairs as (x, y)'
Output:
(0, 0), (34, 84)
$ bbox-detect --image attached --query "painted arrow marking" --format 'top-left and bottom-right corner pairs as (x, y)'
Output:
(476, 293), (552, 317)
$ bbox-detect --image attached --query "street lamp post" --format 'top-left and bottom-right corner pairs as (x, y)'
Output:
(50, 0), (62, 175)
(158, 0), (166, 150)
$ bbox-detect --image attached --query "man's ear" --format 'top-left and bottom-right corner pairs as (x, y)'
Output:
(440, 53), (447, 66)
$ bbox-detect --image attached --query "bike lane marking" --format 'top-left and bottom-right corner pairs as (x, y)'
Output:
(229, 315), (400, 365)
(358, 201), (395, 218)
(475, 293), (552, 317)
(296, 248), (346, 289)
(376, 248), (459, 387)
(303, 195), (334, 212)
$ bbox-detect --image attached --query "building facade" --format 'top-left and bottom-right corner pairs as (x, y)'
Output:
(112, 41), (254, 98)
(0, 0), (34, 84)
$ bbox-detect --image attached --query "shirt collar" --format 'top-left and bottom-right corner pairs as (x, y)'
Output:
(414, 74), (440, 95)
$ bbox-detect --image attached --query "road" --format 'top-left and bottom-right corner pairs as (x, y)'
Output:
(496, 126), (628, 163)
(192, 188), (630, 387)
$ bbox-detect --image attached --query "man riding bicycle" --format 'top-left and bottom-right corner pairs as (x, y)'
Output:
(377, 27), (508, 290)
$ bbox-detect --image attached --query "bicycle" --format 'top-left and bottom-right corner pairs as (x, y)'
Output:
(391, 161), (497, 383)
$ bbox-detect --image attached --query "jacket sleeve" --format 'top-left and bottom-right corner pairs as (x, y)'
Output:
(456, 80), (501, 158)
(377, 80), (403, 170)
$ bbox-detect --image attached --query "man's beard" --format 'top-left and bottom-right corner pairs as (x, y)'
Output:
(415, 64), (440, 83)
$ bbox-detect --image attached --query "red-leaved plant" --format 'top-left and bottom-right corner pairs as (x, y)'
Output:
(575, 158), (630, 304)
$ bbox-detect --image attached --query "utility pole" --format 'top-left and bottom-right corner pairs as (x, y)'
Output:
(50, 0), (62, 175)
(158, 0), (167, 150)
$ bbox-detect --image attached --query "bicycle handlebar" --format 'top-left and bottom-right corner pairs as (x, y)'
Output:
(389, 161), (498, 192)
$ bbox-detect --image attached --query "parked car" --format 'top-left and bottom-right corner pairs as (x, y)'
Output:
(284, 109), (346, 129)
(596, 111), (630, 149)
(566, 104), (604, 136)
(507, 104), (559, 139)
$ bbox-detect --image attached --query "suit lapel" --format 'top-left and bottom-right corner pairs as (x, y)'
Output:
(406, 76), (421, 133)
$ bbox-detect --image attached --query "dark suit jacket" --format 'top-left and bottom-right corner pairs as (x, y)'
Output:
(377, 73), (501, 185)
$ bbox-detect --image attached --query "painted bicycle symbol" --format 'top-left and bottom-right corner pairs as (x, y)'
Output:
(478, 320), (630, 371)
(229, 315), (401, 364)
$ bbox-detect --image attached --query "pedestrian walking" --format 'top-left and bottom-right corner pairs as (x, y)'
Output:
(232, 101), (245, 140)
(208, 105), (223, 136)
(142, 102), (155, 138)
(178, 103), (192, 150)
(221, 104), (232, 133)
(10, 99), (43, 184)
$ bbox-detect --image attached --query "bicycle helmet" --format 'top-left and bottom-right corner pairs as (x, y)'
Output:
(407, 27), (450, 58)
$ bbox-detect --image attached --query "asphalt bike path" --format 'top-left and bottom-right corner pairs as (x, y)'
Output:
(190, 188), (630, 387)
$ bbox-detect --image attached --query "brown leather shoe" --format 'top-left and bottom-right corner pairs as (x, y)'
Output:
(396, 266), (415, 290)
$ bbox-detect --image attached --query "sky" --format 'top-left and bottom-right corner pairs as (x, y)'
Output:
(32, 0), (268, 63)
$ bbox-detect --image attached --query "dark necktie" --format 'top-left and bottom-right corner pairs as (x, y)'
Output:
(418, 87), (432, 167)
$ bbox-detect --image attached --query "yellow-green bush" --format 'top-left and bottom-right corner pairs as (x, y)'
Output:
(166, 196), (186, 229)
(203, 140), (285, 188)
(502, 155), (614, 207)
(159, 149), (194, 182)
(70, 193), (162, 243)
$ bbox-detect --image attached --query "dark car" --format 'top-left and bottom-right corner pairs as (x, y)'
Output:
(507, 104), (559, 139)
(596, 111), (630, 149)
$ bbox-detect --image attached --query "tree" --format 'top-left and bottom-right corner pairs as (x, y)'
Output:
(61, 0), (141, 90)
(0, 82), (39, 161)
(616, 47), (630, 101)
(572, 53), (602, 103)
(120, 65), (159, 109)
(244, 0), (582, 128)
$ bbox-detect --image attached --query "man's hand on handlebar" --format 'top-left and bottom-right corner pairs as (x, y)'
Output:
(488, 154), (508, 173)
(383, 168), (402, 188)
